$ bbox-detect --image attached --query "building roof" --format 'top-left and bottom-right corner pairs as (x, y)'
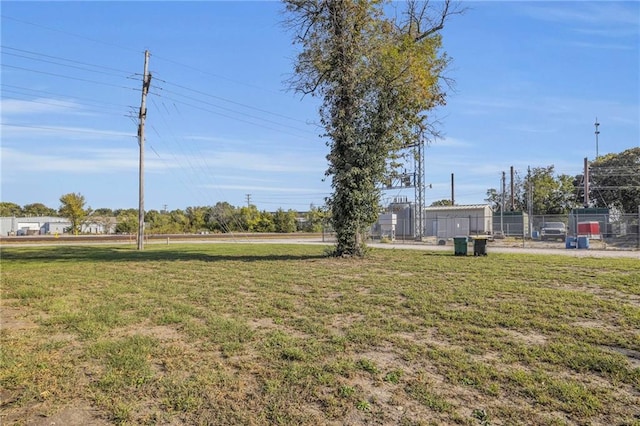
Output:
(425, 204), (491, 211)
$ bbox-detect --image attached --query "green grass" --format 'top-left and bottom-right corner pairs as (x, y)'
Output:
(1, 243), (639, 425)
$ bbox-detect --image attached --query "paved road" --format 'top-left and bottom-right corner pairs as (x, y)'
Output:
(2, 235), (638, 259)
(366, 241), (640, 259)
(213, 237), (640, 259)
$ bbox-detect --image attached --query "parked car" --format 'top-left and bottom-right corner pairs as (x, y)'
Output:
(540, 222), (567, 242)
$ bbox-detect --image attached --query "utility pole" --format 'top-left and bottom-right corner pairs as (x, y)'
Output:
(137, 50), (151, 251)
(414, 131), (425, 240)
(510, 166), (515, 211)
(246, 194), (252, 208)
(583, 157), (590, 208)
(501, 171), (506, 235)
(450, 173), (455, 206)
(527, 166), (533, 238)
(594, 118), (600, 159)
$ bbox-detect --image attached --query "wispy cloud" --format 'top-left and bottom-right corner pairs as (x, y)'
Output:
(0, 147), (132, 174)
(1, 98), (91, 115)
(430, 136), (472, 148)
(0, 146), (166, 174)
(196, 150), (326, 173)
(202, 183), (324, 193)
(458, 95), (638, 123)
(566, 41), (635, 51)
(519, 3), (640, 29)
(1, 123), (135, 141)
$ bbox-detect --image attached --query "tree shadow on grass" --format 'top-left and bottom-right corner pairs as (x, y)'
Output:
(0, 245), (327, 264)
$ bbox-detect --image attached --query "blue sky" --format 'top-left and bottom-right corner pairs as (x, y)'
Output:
(1, 1), (638, 213)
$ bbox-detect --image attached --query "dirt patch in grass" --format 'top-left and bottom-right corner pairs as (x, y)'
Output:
(502, 328), (548, 345)
(603, 346), (640, 369)
(22, 402), (109, 426)
(1, 305), (38, 331)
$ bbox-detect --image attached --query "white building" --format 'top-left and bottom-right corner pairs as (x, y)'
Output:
(424, 204), (493, 239)
(1, 216), (116, 236)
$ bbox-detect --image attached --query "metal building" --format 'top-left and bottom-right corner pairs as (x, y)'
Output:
(424, 204), (493, 240)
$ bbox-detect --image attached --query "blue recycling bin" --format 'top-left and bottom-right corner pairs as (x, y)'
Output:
(577, 236), (590, 249)
(565, 237), (577, 249)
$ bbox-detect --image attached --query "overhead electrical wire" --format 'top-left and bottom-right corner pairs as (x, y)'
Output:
(2, 47), (135, 78)
(148, 89), (314, 140)
(2, 90), (131, 117)
(157, 78), (311, 125)
(1, 84), (132, 115)
(150, 78), (317, 138)
(2, 14), (331, 211)
(1, 15), (142, 54)
(1, 64), (139, 92)
(145, 98), (252, 233)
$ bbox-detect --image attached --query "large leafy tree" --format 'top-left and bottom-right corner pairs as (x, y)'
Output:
(115, 208), (138, 234)
(58, 193), (90, 234)
(207, 202), (238, 232)
(185, 206), (208, 232)
(526, 167), (579, 215)
(0, 202), (23, 217)
(285, 0), (457, 256)
(273, 208), (298, 233)
(486, 167), (580, 215)
(303, 204), (328, 232)
(430, 199), (453, 207)
(23, 203), (57, 216)
(589, 147), (640, 213)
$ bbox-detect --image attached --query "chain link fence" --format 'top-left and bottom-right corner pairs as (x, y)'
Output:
(366, 210), (640, 250)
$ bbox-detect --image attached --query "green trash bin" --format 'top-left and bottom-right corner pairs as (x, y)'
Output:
(453, 236), (468, 256)
(473, 237), (488, 256)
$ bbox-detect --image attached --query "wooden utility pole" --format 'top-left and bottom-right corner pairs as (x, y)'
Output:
(137, 50), (151, 250)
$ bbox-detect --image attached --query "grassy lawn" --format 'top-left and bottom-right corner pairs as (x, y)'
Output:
(1, 243), (639, 425)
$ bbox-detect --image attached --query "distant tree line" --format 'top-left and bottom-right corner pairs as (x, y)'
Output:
(0, 196), (329, 235)
(484, 148), (640, 215)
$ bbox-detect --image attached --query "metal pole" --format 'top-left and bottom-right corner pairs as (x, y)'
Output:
(594, 118), (600, 159)
(137, 50), (151, 250)
(501, 172), (505, 235)
(414, 132), (425, 240)
(510, 166), (515, 211)
(584, 157), (589, 207)
(527, 166), (533, 239)
(451, 173), (455, 206)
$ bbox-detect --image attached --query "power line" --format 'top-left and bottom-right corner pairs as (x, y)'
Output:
(148, 90), (315, 139)
(151, 53), (283, 96)
(157, 78), (311, 125)
(1, 64), (139, 91)
(2, 92), (129, 117)
(151, 79), (316, 135)
(1, 15), (142, 54)
(2, 46), (135, 77)
(1, 84), (132, 111)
